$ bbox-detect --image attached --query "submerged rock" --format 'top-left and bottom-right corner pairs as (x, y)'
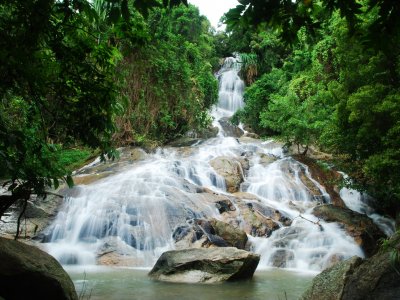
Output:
(0, 237), (77, 300)
(301, 234), (400, 300)
(312, 204), (385, 257)
(148, 247), (260, 283)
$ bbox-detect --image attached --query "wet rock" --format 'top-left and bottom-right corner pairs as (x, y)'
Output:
(341, 234), (400, 299)
(258, 153), (277, 166)
(174, 218), (248, 250)
(210, 156), (248, 193)
(218, 117), (244, 138)
(243, 132), (259, 139)
(96, 236), (146, 266)
(300, 256), (363, 300)
(186, 126), (219, 139)
(215, 199), (236, 213)
(209, 219), (248, 249)
(168, 137), (201, 147)
(172, 225), (192, 242)
(0, 193), (63, 239)
(298, 170), (326, 202)
(205, 192), (290, 238)
(293, 155), (345, 207)
(301, 234), (400, 300)
(312, 204), (385, 257)
(72, 172), (113, 185)
(148, 247), (260, 283)
(0, 237), (78, 300)
(271, 249), (295, 267)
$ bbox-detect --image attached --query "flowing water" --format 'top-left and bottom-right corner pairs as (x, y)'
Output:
(41, 57), (394, 298)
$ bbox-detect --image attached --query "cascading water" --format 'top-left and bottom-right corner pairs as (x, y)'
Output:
(44, 57), (388, 273)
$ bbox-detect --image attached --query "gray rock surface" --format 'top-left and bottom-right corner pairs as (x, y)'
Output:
(0, 237), (77, 300)
(210, 156), (249, 193)
(218, 117), (244, 138)
(148, 247), (260, 283)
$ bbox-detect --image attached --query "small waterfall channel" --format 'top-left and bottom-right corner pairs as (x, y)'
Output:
(43, 57), (392, 273)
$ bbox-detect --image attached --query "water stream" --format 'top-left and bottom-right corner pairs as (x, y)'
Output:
(43, 57), (392, 280)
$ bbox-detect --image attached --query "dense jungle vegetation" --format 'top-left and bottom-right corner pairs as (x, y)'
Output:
(0, 0), (217, 220)
(224, 0), (400, 219)
(0, 0), (399, 227)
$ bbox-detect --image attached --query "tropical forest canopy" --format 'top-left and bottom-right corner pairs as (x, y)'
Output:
(0, 0), (217, 218)
(222, 0), (400, 218)
(0, 0), (399, 224)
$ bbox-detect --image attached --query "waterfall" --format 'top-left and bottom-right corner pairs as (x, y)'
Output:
(43, 57), (390, 272)
(213, 57), (244, 119)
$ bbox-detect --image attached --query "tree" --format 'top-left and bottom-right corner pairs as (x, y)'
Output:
(0, 0), (188, 235)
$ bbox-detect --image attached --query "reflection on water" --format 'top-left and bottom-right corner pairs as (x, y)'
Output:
(67, 266), (314, 300)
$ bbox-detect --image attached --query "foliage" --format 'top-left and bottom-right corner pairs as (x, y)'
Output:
(114, 4), (218, 145)
(0, 0), (188, 223)
(231, 2), (400, 217)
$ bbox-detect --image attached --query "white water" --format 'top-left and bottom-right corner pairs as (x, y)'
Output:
(44, 57), (373, 272)
(339, 173), (395, 236)
(213, 57), (244, 119)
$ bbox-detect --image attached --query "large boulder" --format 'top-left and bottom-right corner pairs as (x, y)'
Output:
(148, 247), (260, 283)
(210, 156), (249, 193)
(300, 256), (363, 300)
(0, 237), (78, 300)
(312, 204), (385, 257)
(301, 234), (400, 300)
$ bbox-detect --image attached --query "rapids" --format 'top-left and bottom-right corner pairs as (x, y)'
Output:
(43, 57), (391, 273)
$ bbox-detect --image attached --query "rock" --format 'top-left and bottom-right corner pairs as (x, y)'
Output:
(218, 117), (244, 138)
(243, 132), (259, 139)
(186, 126), (219, 139)
(293, 155), (345, 207)
(198, 126), (219, 139)
(300, 256), (363, 300)
(174, 218), (247, 250)
(215, 199), (236, 213)
(312, 204), (385, 257)
(168, 137), (201, 147)
(258, 153), (277, 166)
(73, 172), (112, 185)
(148, 247), (260, 283)
(1, 193), (63, 240)
(205, 192), (291, 238)
(210, 156), (248, 193)
(341, 237), (400, 299)
(301, 234), (400, 300)
(0, 237), (78, 300)
(271, 249), (295, 268)
(209, 219), (248, 249)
